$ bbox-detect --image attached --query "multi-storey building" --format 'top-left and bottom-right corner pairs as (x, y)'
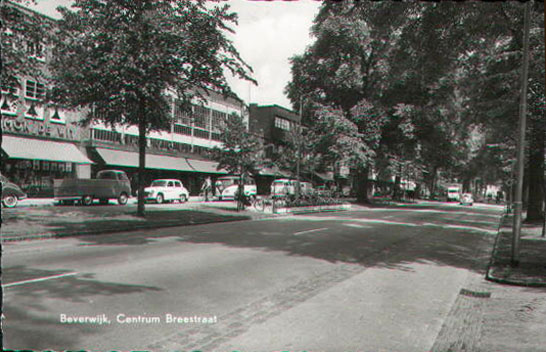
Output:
(248, 103), (338, 192)
(1, 1), (246, 197)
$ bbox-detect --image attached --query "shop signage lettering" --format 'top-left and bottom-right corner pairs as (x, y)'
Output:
(1, 118), (77, 140)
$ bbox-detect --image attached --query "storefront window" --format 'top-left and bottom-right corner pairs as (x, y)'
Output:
(2, 160), (76, 197)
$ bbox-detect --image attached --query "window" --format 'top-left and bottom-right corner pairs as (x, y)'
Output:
(211, 110), (227, 132)
(274, 116), (290, 131)
(193, 105), (210, 129)
(25, 80), (46, 100)
(27, 41), (45, 61)
(92, 128), (122, 143)
(175, 181), (182, 188)
(168, 181), (174, 187)
(174, 124), (192, 136)
(174, 100), (192, 125)
(194, 129), (209, 139)
(1, 81), (20, 96)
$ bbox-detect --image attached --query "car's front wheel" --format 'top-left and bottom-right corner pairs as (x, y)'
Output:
(82, 195), (93, 206)
(118, 192), (129, 205)
(2, 195), (18, 208)
(180, 194), (188, 203)
(156, 193), (164, 204)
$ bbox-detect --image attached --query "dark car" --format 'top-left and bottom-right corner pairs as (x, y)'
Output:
(1, 175), (27, 208)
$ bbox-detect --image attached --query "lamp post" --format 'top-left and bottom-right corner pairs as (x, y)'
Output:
(511, 1), (531, 266)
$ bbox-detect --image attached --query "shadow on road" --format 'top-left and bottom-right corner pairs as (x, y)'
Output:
(3, 266), (162, 349)
(73, 203), (502, 275)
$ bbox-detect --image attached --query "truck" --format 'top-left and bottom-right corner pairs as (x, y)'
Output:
(446, 184), (462, 202)
(54, 170), (132, 206)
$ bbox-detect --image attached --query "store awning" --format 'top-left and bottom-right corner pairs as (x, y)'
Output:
(315, 172), (334, 181)
(95, 148), (193, 172)
(258, 166), (291, 178)
(186, 158), (227, 174)
(2, 135), (93, 164)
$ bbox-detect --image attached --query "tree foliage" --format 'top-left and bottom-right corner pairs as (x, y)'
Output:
(210, 113), (263, 177)
(49, 0), (255, 216)
(287, 1), (544, 207)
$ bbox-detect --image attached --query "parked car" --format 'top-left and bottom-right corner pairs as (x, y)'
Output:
(215, 175), (257, 201)
(271, 179), (313, 197)
(53, 170), (131, 206)
(144, 179), (189, 204)
(460, 193), (474, 206)
(270, 178), (295, 197)
(0, 175), (27, 208)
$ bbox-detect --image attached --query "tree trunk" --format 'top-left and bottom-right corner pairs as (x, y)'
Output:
(525, 115), (545, 222)
(137, 100), (147, 217)
(355, 166), (371, 204)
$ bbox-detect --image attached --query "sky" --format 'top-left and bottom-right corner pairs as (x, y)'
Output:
(27, 0), (322, 110)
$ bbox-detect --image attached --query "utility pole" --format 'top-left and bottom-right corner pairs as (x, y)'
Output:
(512, 1), (531, 266)
(295, 95), (304, 199)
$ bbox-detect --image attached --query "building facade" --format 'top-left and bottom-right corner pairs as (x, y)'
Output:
(1, 2), (246, 197)
(248, 103), (340, 191)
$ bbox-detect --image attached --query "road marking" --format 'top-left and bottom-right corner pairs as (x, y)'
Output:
(294, 227), (328, 235)
(2, 272), (78, 288)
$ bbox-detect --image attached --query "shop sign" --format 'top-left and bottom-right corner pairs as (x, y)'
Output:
(1, 118), (78, 140)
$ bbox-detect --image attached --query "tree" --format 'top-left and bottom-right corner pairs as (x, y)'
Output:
(287, 1), (544, 208)
(456, 2), (544, 220)
(49, 0), (255, 216)
(209, 113), (263, 211)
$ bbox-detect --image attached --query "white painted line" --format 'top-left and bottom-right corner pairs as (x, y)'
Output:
(3, 272), (78, 288)
(294, 227), (328, 235)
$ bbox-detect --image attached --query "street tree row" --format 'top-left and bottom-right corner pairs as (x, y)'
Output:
(285, 1), (544, 221)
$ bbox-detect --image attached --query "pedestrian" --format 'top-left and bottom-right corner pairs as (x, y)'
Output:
(201, 176), (212, 201)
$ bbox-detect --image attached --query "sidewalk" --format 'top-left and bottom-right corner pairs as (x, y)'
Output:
(487, 212), (546, 286)
(0, 200), (276, 242)
(11, 196), (206, 207)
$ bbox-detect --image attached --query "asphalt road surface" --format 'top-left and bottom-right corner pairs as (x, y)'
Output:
(2, 202), (504, 351)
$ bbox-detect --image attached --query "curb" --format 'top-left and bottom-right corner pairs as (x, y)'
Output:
(485, 213), (546, 288)
(2, 204), (355, 243)
(278, 203), (352, 215)
(1, 215), (260, 243)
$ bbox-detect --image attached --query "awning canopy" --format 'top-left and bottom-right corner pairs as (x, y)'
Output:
(258, 166), (291, 178)
(2, 135), (93, 164)
(95, 148), (193, 172)
(315, 172), (335, 181)
(186, 158), (227, 174)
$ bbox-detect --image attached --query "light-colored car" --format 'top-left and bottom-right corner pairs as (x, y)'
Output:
(215, 175), (257, 200)
(271, 179), (313, 197)
(144, 179), (189, 204)
(271, 178), (296, 197)
(459, 193), (474, 206)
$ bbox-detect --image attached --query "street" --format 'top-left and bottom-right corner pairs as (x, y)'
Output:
(0, 202), (528, 351)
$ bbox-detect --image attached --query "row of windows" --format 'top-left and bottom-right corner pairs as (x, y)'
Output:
(173, 124), (192, 136)
(92, 128), (122, 143)
(173, 101), (232, 131)
(92, 129), (212, 156)
(2, 28), (46, 61)
(1, 79), (46, 100)
(193, 129), (209, 139)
